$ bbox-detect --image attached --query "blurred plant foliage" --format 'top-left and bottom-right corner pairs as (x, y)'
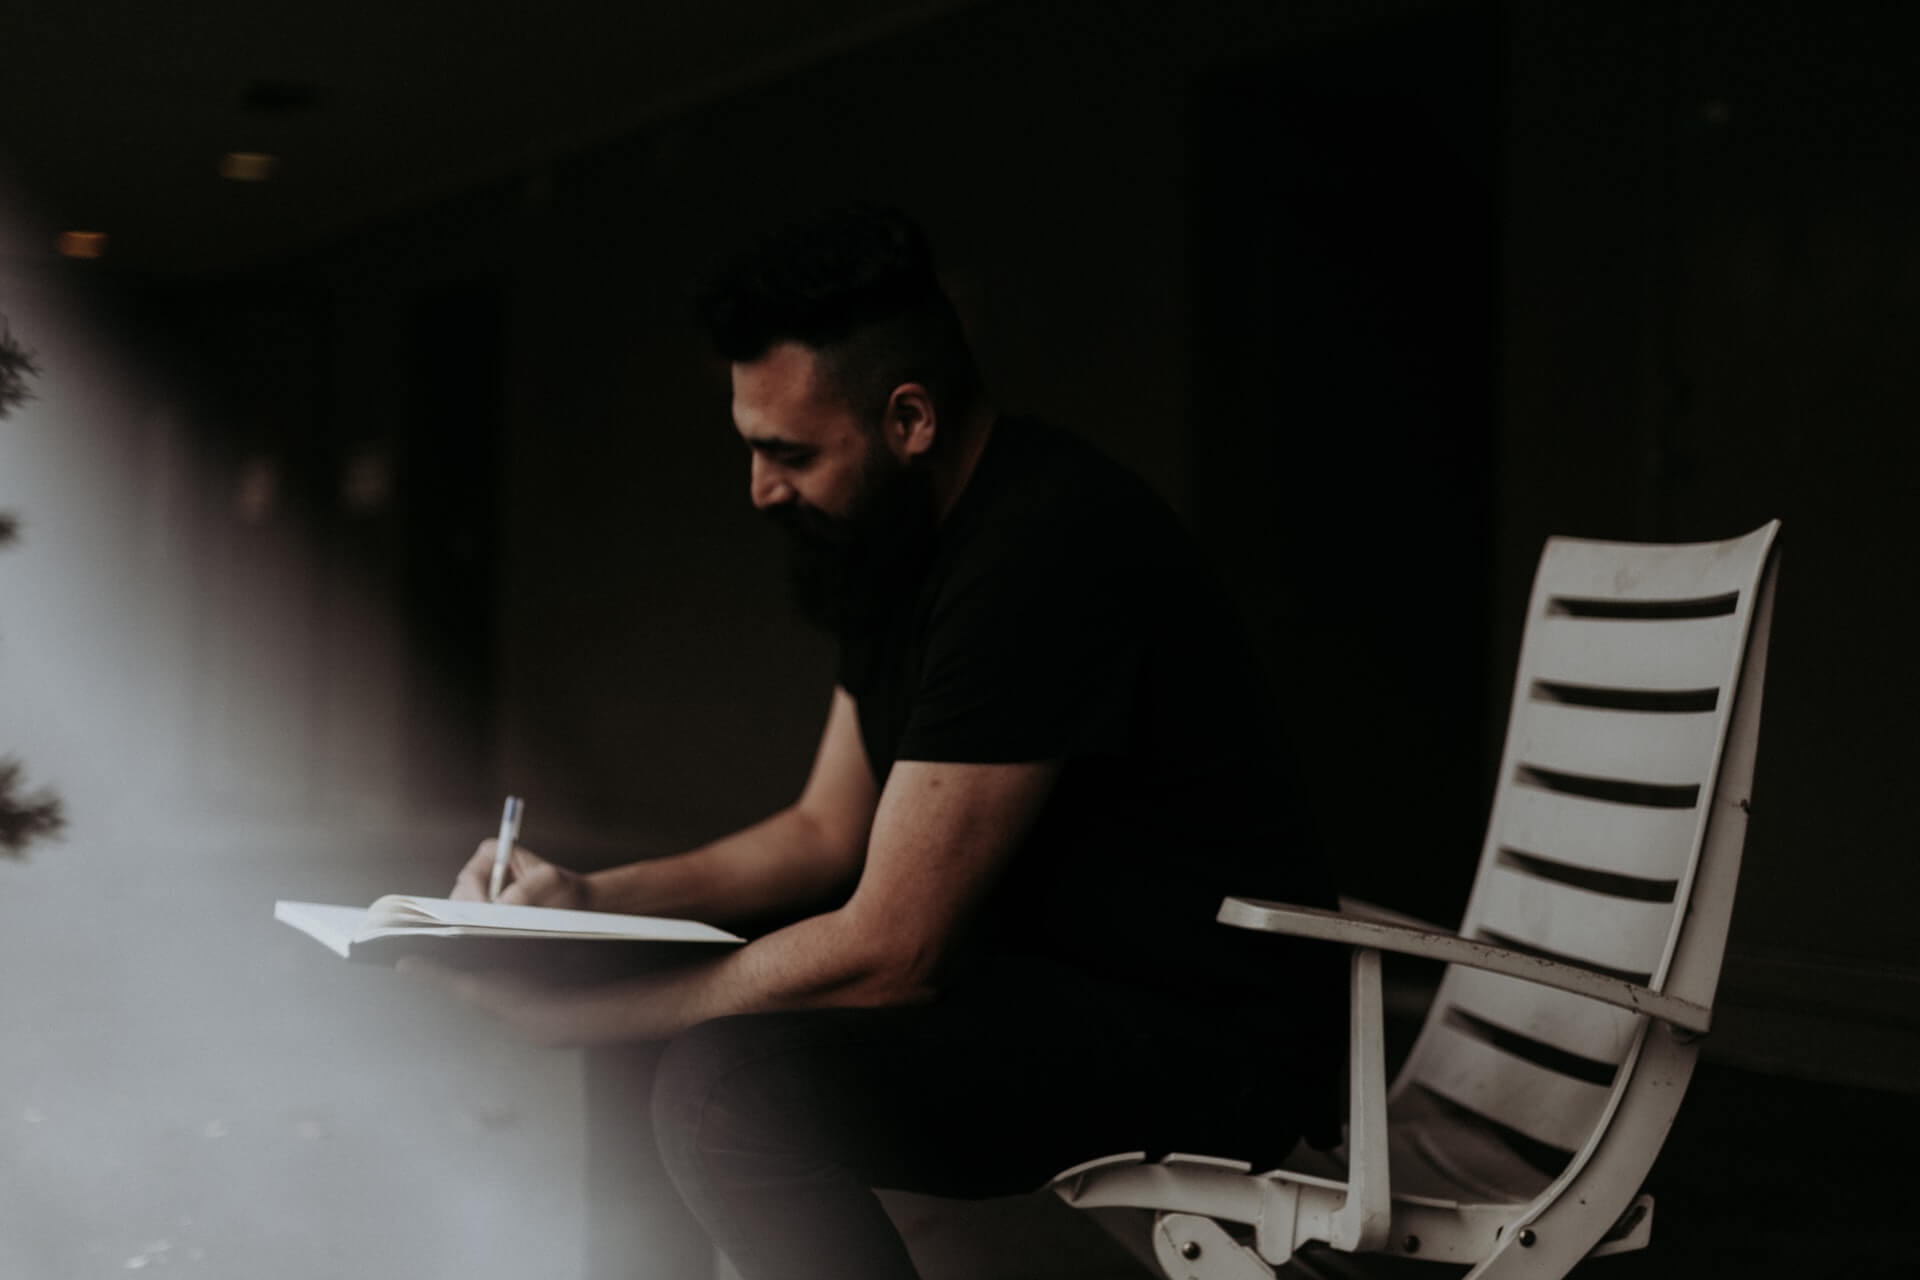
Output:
(0, 321), (37, 418)
(0, 312), (64, 857)
(0, 760), (63, 856)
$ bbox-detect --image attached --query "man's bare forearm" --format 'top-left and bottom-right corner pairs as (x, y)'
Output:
(582, 805), (859, 926)
(407, 897), (928, 1047)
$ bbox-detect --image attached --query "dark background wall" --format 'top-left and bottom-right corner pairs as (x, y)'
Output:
(135, 0), (1919, 1086)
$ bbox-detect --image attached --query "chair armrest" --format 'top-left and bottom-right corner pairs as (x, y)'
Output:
(1217, 897), (1712, 1034)
(1334, 894), (1450, 931)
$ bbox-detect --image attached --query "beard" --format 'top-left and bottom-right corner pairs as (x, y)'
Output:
(765, 442), (939, 636)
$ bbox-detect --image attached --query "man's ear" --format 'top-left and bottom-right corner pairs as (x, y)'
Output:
(883, 383), (937, 461)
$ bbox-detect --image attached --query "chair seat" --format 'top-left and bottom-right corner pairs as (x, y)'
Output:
(1055, 1125), (1544, 1270)
(1258, 1092), (1549, 1210)
(1379, 1092), (1558, 1206)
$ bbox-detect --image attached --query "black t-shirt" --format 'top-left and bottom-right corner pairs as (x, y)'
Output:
(837, 417), (1343, 1029)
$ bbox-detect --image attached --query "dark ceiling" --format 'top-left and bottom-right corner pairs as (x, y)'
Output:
(0, 0), (980, 278)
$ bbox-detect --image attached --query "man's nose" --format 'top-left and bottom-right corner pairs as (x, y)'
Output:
(749, 453), (793, 510)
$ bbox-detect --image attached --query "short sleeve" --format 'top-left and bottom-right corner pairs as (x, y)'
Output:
(893, 522), (1146, 763)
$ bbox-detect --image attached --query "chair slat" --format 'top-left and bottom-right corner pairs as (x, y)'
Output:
(1528, 614), (1740, 693)
(1412, 1022), (1613, 1153)
(1489, 784), (1699, 883)
(1471, 865), (1676, 978)
(1510, 703), (1719, 789)
(1533, 529), (1773, 602)
(1437, 966), (1644, 1067)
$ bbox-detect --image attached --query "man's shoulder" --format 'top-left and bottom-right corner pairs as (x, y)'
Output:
(923, 417), (1203, 633)
(962, 416), (1184, 554)
(990, 417), (1165, 505)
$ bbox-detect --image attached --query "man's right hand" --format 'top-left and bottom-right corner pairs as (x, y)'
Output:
(451, 839), (594, 910)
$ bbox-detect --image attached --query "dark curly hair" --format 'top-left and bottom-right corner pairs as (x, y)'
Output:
(696, 205), (983, 433)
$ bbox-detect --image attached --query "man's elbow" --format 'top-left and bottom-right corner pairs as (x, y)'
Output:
(833, 920), (944, 1008)
(785, 804), (870, 895)
(846, 972), (939, 1009)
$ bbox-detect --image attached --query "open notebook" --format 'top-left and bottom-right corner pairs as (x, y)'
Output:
(275, 895), (744, 966)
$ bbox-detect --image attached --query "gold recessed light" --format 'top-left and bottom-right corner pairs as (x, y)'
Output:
(220, 151), (278, 182)
(57, 230), (108, 259)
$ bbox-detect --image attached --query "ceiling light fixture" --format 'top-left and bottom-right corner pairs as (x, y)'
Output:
(219, 152), (278, 182)
(56, 231), (107, 259)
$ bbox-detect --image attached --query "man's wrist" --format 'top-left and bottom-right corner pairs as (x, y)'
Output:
(578, 868), (612, 914)
(579, 864), (657, 917)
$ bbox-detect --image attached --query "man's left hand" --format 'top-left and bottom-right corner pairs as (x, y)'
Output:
(397, 959), (656, 1047)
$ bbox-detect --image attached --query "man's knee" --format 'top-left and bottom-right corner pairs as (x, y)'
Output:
(650, 1014), (822, 1191)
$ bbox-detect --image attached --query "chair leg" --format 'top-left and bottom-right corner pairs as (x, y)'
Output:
(1586, 1194), (1654, 1257)
(1152, 1213), (1275, 1280)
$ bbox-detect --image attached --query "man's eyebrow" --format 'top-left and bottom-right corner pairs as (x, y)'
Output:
(742, 433), (814, 454)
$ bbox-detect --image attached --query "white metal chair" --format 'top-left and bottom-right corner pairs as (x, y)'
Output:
(1052, 521), (1782, 1279)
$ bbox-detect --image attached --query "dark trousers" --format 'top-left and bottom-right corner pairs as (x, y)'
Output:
(584, 956), (1332, 1280)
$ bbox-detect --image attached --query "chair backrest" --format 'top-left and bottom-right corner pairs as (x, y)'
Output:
(1388, 522), (1781, 1186)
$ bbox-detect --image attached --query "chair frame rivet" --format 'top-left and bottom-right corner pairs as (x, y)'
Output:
(1180, 1239), (1203, 1261)
(1519, 1229), (1537, 1248)
(1403, 1235), (1420, 1254)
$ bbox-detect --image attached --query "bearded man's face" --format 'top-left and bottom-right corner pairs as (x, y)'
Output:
(764, 435), (937, 634)
(728, 341), (939, 635)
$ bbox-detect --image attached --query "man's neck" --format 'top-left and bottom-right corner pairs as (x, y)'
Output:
(932, 403), (998, 523)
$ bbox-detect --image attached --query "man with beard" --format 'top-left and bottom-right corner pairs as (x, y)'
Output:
(431, 206), (1345, 1280)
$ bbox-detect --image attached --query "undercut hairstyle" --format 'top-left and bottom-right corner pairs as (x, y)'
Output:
(696, 205), (983, 435)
